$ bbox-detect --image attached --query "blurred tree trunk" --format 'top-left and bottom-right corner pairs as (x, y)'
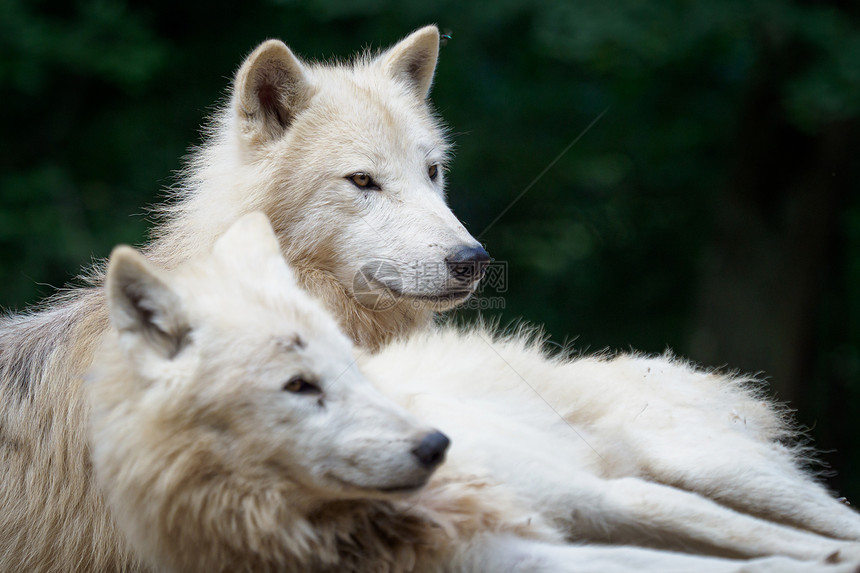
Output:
(689, 38), (854, 407)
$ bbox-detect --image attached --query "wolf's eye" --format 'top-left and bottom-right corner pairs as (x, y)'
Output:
(282, 375), (322, 395)
(348, 172), (380, 190)
(428, 163), (440, 181)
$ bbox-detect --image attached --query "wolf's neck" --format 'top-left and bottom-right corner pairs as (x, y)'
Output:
(296, 268), (434, 352)
(148, 205), (434, 351)
(145, 134), (258, 271)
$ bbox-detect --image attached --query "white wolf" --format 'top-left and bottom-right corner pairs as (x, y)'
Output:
(147, 25), (489, 351)
(1, 24), (859, 569)
(89, 212), (854, 573)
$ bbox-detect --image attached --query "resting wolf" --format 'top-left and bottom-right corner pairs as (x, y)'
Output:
(1, 25), (859, 570)
(89, 213), (856, 572)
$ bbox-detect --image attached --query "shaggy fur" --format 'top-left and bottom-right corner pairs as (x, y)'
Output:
(89, 213), (503, 572)
(364, 325), (860, 559)
(0, 289), (129, 572)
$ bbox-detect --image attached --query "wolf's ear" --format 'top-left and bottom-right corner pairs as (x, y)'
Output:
(213, 212), (296, 281)
(379, 25), (440, 99)
(106, 247), (189, 359)
(233, 40), (312, 142)
(214, 212), (283, 261)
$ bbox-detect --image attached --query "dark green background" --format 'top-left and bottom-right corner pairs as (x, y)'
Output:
(3, 0), (860, 499)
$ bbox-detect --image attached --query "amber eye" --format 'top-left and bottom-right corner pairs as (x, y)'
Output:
(348, 172), (380, 190)
(428, 163), (440, 181)
(283, 375), (322, 395)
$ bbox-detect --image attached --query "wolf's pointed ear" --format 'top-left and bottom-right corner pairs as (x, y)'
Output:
(233, 40), (312, 142)
(213, 212), (296, 281)
(214, 212), (283, 261)
(106, 247), (189, 359)
(379, 25), (440, 99)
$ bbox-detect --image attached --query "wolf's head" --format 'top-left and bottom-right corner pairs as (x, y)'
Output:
(220, 27), (488, 346)
(90, 212), (449, 567)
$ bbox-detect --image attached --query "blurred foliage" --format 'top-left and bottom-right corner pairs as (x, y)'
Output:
(2, 0), (860, 496)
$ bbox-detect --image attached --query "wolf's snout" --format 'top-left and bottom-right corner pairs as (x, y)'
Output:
(445, 246), (491, 284)
(411, 431), (450, 470)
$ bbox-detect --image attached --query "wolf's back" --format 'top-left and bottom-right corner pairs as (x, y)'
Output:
(0, 289), (140, 572)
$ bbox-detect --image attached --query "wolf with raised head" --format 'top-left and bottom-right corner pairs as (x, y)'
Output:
(146, 26), (489, 351)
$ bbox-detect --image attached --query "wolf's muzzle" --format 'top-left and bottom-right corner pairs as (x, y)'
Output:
(411, 431), (451, 470)
(445, 245), (491, 284)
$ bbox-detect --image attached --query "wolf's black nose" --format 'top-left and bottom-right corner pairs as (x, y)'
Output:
(445, 246), (491, 283)
(411, 431), (450, 469)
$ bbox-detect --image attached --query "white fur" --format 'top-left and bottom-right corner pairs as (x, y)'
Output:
(361, 325), (860, 562)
